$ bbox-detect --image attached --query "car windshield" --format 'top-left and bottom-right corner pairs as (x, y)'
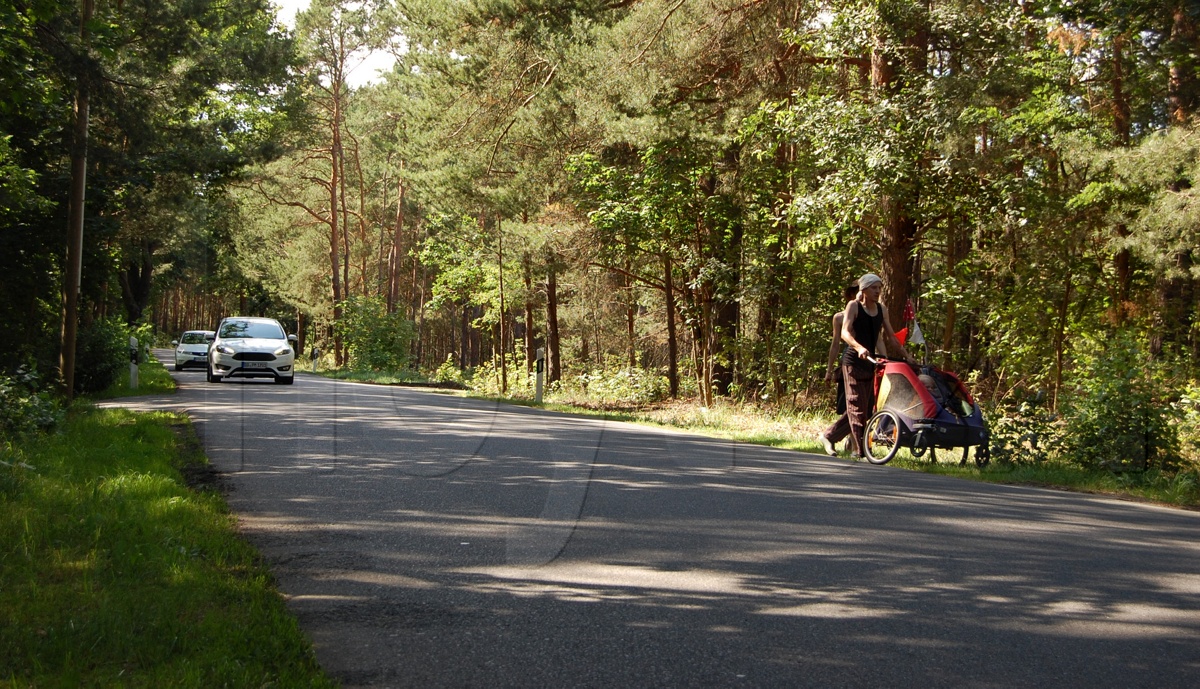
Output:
(180, 333), (209, 345)
(219, 320), (285, 340)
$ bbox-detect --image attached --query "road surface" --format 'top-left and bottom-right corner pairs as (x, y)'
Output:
(106, 352), (1200, 687)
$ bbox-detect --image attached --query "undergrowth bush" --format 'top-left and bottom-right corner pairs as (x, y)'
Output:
(334, 295), (415, 371)
(1061, 331), (1180, 472)
(0, 367), (61, 443)
(986, 398), (1066, 465)
(466, 353), (536, 398)
(73, 318), (133, 395)
(562, 366), (670, 406)
(432, 353), (468, 386)
(1175, 382), (1200, 469)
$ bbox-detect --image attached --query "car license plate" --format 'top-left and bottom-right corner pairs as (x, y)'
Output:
(243, 362), (268, 369)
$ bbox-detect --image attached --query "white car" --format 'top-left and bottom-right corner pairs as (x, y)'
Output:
(171, 330), (214, 371)
(206, 317), (297, 385)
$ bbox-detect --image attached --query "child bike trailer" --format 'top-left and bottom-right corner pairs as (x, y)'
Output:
(863, 359), (990, 466)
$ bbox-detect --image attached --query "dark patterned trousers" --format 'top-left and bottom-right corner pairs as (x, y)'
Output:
(842, 363), (876, 457)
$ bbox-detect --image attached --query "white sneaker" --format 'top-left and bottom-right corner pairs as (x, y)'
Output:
(819, 434), (836, 456)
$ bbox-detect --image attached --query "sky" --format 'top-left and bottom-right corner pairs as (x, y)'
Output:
(271, 0), (396, 88)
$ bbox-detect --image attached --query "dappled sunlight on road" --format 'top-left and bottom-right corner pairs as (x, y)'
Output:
(102, 354), (1200, 686)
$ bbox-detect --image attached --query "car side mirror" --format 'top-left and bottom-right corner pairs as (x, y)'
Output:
(287, 334), (298, 343)
(171, 340), (178, 346)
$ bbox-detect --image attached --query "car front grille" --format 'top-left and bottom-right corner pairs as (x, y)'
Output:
(232, 352), (276, 361)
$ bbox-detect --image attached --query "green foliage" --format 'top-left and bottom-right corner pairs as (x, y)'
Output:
(73, 319), (133, 396)
(88, 348), (178, 401)
(1173, 382), (1200, 469)
(432, 353), (468, 386)
(0, 0), (298, 367)
(564, 364), (671, 407)
(333, 295), (416, 371)
(1061, 331), (1181, 472)
(986, 399), (1066, 466)
(0, 368), (61, 444)
(465, 353), (536, 398)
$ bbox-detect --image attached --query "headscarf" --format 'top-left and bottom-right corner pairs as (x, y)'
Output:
(858, 273), (883, 291)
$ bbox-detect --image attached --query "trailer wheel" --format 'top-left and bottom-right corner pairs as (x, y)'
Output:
(864, 411), (902, 465)
(911, 431), (928, 458)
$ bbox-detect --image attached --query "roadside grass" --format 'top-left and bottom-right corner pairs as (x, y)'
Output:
(310, 368), (1200, 510)
(0, 406), (334, 687)
(316, 367), (427, 385)
(894, 456), (1200, 507)
(86, 357), (177, 400)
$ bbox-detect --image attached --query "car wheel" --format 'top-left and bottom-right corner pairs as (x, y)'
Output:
(275, 375), (294, 385)
(207, 363), (220, 383)
(174, 362), (182, 371)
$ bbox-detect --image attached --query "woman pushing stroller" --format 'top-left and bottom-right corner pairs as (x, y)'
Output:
(822, 272), (916, 459)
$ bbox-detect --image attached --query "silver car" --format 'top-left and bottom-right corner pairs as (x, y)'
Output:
(206, 317), (297, 385)
(172, 330), (214, 371)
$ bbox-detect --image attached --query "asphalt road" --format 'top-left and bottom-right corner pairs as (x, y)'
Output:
(108, 351), (1200, 688)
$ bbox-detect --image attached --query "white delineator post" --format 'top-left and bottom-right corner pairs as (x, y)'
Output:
(129, 336), (139, 389)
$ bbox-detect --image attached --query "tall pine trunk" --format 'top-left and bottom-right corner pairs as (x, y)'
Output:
(664, 253), (679, 399)
(59, 0), (94, 398)
(546, 261), (561, 383)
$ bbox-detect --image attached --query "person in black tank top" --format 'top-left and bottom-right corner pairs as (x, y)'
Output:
(837, 273), (915, 458)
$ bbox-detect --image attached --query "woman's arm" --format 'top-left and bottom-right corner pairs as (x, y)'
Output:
(840, 301), (871, 358)
(825, 313), (844, 381)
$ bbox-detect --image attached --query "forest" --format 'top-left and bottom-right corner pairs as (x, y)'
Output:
(3, 0), (1200, 471)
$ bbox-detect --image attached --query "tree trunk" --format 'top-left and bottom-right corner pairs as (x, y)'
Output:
(460, 305), (470, 368)
(297, 310), (307, 360)
(118, 242), (155, 324)
(1052, 277), (1073, 412)
(497, 218), (507, 394)
(1112, 34), (1133, 324)
(1169, 4), (1199, 124)
(524, 252), (535, 373)
(59, 0), (94, 398)
(547, 261), (561, 383)
(387, 169), (405, 314)
(625, 258), (636, 368)
(664, 253), (679, 399)
(872, 14), (927, 330)
(329, 98), (345, 366)
(880, 205), (917, 331)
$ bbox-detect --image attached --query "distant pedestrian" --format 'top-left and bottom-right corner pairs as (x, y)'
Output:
(839, 273), (914, 459)
(818, 280), (858, 456)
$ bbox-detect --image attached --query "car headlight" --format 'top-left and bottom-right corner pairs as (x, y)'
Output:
(274, 347), (293, 357)
(215, 345), (235, 355)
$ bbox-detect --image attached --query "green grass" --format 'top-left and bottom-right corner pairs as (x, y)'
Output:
(0, 406), (335, 687)
(315, 367), (428, 385)
(85, 357), (177, 400)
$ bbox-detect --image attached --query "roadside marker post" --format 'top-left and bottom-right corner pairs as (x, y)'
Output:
(129, 336), (139, 390)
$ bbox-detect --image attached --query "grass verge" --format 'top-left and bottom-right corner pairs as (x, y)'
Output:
(0, 406), (335, 687)
(86, 358), (178, 400)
